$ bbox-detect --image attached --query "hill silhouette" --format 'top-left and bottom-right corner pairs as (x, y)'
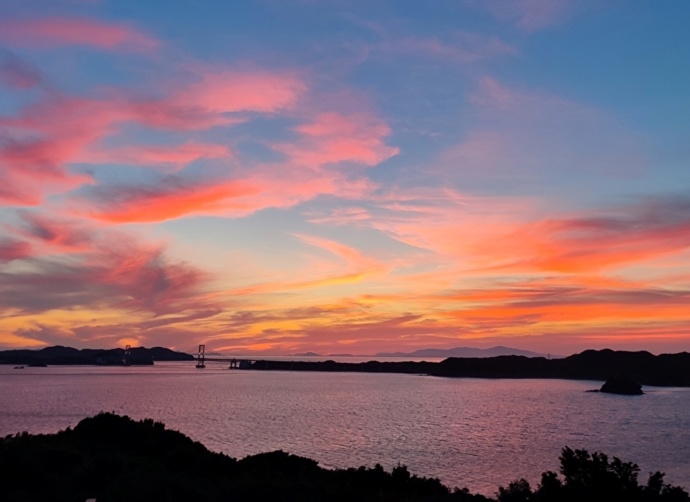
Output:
(0, 345), (193, 366)
(245, 349), (690, 387)
(0, 413), (686, 501)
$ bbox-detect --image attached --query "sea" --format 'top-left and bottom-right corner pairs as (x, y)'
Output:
(1, 360), (689, 496)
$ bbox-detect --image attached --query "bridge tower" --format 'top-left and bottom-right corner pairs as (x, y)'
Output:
(123, 345), (131, 366)
(196, 344), (206, 368)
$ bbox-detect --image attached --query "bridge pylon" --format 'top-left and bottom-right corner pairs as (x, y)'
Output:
(123, 345), (131, 366)
(196, 344), (206, 368)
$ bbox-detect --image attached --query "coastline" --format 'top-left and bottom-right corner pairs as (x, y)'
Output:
(238, 349), (690, 387)
(4, 347), (690, 387)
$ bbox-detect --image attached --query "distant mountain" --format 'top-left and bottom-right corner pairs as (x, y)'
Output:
(292, 352), (321, 357)
(375, 345), (550, 358)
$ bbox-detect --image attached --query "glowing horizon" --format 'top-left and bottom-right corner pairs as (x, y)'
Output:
(1, 1), (689, 356)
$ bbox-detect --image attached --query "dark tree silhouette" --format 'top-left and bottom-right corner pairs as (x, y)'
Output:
(497, 447), (689, 502)
(1, 414), (688, 502)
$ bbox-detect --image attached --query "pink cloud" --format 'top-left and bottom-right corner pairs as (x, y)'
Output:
(94, 241), (208, 314)
(15, 212), (95, 252)
(246, 169), (376, 210)
(0, 137), (94, 206)
(124, 97), (239, 130)
(178, 70), (306, 114)
(0, 231), (212, 317)
(0, 17), (159, 51)
(0, 96), (118, 205)
(79, 142), (232, 170)
(0, 239), (32, 262)
(0, 66), (309, 206)
(120, 70), (307, 129)
(276, 112), (398, 168)
(76, 167), (376, 223)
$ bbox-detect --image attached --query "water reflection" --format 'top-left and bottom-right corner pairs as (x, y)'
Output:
(1, 363), (688, 495)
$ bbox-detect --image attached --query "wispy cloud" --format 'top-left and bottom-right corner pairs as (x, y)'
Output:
(469, 0), (578, 32)
(274, 111), (398, 168)
(13, 211), (95, 252)
(78, 142), (232, 170)
(0, 239), (32, 262)
(0, 17), (159, 51)
(0, 231), (212, 316)
(178, 69), (306, 114)
(0, 51), (42, 89)
(380, 32), (517, 63)
(434, 76), (646, 187)
(472, 195), (690, 273)
(0, 66), (310, 206)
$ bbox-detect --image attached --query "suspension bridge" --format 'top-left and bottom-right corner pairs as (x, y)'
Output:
(192, 345), (255, 369)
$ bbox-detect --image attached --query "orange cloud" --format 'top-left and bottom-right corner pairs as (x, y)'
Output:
(444, 286), (690, 324)
(73, 162), (377, 223)
(294, 234), (378, 267)
(225, 235), (387, 298)
(84, 179), (260, 223)
(474, 198), (690, 274)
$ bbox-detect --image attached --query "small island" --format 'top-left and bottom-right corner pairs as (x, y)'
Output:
(600, 378), (644, 395)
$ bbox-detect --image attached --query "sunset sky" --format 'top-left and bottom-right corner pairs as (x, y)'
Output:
(1, 0), (689, 355)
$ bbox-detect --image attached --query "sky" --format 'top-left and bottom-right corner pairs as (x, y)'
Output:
(0, 0), (689, 356)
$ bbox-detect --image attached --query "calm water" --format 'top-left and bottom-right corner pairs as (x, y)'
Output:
(1, 362), (689, 495)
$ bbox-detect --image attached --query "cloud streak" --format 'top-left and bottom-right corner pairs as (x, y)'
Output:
(0, 17), (159, 51)
(470, 0), (578, 31)
(0, 66), (310, 207)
